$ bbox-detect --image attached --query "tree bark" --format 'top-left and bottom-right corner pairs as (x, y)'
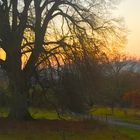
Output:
(7, 71), (32, 120)
(8, 91), (32, 120)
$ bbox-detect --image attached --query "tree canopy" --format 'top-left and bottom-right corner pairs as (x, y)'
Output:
(0, 0), (125, 120)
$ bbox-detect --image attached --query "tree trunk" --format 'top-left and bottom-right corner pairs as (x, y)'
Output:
(8, 90), (32, 120)
(7, 73), (32, 120)
(1, 24), (34, 120)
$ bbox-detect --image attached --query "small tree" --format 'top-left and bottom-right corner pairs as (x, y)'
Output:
(98, 52), (136, 113)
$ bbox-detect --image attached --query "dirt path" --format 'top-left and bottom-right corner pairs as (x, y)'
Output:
(91, 116), (140, 130)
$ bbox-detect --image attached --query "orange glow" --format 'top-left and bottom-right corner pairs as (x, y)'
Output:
(115, 0), (140, 58)
(0, 48), (6, 61)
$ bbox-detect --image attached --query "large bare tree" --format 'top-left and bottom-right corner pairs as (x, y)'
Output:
(0, 0), (124, 120)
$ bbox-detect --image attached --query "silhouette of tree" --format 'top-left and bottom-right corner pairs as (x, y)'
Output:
(0, 0), (124, 120)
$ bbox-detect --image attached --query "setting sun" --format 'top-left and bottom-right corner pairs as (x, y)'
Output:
(0, 48), (6, 60)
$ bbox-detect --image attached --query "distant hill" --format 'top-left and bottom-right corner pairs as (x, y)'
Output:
(122, 60), (140, 73)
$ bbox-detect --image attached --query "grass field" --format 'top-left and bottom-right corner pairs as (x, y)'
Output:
(0, 108), (73, 120)
(0, 107), (140, 140)
(116, 127), (140, 140)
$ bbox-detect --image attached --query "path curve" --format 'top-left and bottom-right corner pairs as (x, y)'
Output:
(91, 116), (140, 130)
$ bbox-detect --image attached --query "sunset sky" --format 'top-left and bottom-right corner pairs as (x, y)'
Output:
(116, 0), (140, 58)
(0, 1), (140, 60)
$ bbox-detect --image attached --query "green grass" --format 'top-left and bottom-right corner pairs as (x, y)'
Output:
(116, 127), (140, 140)
(90, 107), (140, 124)
(29, 108), (59, 119)
(1, 107), (140, 125)
(29, 108), (75, 120)
(0, 107), (76, 120)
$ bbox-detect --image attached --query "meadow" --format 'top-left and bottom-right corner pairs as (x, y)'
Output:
(0, 107), (140, 140)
